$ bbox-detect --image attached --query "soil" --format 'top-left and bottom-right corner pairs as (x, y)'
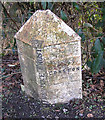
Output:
(1, 53), (105, 119)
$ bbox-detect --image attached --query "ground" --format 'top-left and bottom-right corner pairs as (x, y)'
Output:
(1, 53), (105, 119)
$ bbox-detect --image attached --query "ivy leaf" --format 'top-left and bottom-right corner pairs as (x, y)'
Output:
(41, 2), (47, 10)
(92, 51), (103, 74)
(94, 38), (102, 53)
(28, 10), (32, 19)
(48, 2), (53, 10)
(102, 7), (105, 13)
(102, 37), (105, 45)
(84, 23), (93, 28)
(87, 60), (92, 68)
(73, 3), (80, 11)
(60, 10), (67, 21)
(103, 59), (105, 68)
(78, 29), (85, 41)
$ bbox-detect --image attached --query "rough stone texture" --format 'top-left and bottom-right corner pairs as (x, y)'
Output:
(15, 10), (82, 104)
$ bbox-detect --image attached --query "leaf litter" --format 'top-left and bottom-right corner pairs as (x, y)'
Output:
(1, 53), (105, 119)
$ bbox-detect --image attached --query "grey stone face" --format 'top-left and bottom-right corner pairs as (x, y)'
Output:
(15, 10), (82, 104)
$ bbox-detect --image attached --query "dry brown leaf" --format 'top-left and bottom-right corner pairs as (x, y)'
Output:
(100, 80), (104, 88)
(87, 113), (93, 118)
(80, 109), (84, 114)
(83, 91), (88, 97)
(90, 85), (95, 89)
(55, 110), (60, 112)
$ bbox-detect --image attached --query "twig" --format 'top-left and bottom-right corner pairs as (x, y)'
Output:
(0, 72), (21, 79)
(1, 1), (19, 31)
(77, 2), (102, 10)
(86, 36), (104, 43)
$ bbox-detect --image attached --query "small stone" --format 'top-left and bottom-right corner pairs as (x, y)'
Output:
(42, 101), (49, 104)
(75, 116), (78, 118)
(52, 104), (55, 107)
(32, 103), (35, 105)
(63, 108), (68, 113)
(28, 98), (30, 101)
(55, 116), (59, 120)
(47, 115), (52, 119)
(79, 113), (83, 117)
(42, 116), (45, 118)
(86, 76), (90, 79)
(20, 84), (25, 92)
(8, 64), (16, 67)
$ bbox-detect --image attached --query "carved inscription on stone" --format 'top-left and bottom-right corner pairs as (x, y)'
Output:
(36, 48), (47, 99)
(32, 39), (47, 99)
(43, 41), (81, 85)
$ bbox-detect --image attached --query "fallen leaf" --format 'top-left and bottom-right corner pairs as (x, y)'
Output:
(100, 80), (104, 88)
(55, 110), (60, 112)
(83, 91), (88, 96)
(87, 113), (93, 118)
(90, 85), (95, 89)
(80, 109), (84, 114)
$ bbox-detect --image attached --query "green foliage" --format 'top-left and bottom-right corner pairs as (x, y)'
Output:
(73, 3), (80, 11)
(76, 2), (105, 74)
(94, 38), (102, 53)
(28, 10), (33, 19)
(41, 2), (54, 10)
(60, 10), (67, 21)
(84, 23), (93, 28)
(47, 2), (54, 10)
(77, 29), (85, 41)
(2, 2), (105, 74)
(41, 2), (47, 10)
(91, 51), (103, 74)
(102, 37), (105, 45)
(87, 38), (104, 74)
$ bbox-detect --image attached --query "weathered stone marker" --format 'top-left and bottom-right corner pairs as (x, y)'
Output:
(14, 10), (82, 104)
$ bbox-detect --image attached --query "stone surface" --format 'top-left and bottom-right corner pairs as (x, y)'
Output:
(15, 10), (82, 104)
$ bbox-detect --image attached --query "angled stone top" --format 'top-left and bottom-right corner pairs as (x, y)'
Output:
(14, 10), (81, 47)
